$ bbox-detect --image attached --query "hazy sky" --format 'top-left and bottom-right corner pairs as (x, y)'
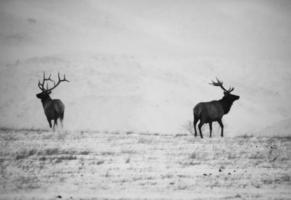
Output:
(1, 0), (291, 61)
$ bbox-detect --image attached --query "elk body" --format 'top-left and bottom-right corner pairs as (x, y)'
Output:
(36, 73), (69, 130)
(193, 78), (239, 138)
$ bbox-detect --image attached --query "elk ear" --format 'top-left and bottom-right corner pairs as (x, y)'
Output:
(47, 90), (52, 95)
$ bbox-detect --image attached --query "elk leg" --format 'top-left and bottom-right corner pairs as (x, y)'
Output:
(198, 122), (204, 139)
(218, 120), (224, 137)
(53, 118), (58, 131)
(60, 118), (63, 128)
(47, 118), (52, 128)
(209, 122), (213, 138)
(54, 118), (58, 126)
(193, 116), (199, 137)
(60, 113), (64, 128)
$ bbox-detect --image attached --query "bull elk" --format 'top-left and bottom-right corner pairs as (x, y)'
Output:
(36, 72), (69, 130)
(193, 78), (239, 138)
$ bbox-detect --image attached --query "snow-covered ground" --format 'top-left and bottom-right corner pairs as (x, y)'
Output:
(0, 129), (290, 199)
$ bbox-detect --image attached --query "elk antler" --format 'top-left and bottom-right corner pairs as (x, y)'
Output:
(46, 72), (69, 91)
(210, 77), (234, 93)
(38, 72), (53, 91)
(38, 72), (69, 91)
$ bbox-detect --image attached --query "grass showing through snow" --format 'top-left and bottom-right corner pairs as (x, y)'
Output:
(0, 129), (290, 199)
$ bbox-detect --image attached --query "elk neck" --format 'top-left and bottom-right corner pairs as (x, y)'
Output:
(219, 96), (234, 114)
(40, 95), (52, 106)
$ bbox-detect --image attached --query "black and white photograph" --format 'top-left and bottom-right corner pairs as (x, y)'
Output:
(0, 0), (291, 199)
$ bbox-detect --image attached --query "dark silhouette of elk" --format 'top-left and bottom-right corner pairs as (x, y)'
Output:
(36, 73), (69, 130)
(193, 78), (239, 138)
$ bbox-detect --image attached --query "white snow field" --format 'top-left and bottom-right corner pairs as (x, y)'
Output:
(0, 129), (290, 200)
(1, 0), (291, 199)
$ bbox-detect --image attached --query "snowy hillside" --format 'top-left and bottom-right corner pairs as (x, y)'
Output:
(0, 0), (291, 136)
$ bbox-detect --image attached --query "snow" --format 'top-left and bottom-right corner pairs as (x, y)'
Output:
(0, 1), (291, 198)
(0, 129), (290, 199)
(0, 54), (291, 136)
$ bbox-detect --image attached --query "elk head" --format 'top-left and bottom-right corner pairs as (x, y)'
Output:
(36, 72), (69, 100)
(210, 78), (240, 102)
